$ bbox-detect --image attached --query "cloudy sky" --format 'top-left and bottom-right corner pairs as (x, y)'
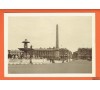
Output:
(8, 14), (92, 52)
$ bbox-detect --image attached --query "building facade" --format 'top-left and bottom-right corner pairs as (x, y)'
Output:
(8, 47), (72, 61)
(72, 48), (92, 60)
(33, 48), (72, 60)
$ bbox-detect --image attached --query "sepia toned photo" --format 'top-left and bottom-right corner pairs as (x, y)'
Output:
(4, 13), (95, 77)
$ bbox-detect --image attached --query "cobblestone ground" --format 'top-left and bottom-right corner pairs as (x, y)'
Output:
(8, 60), (92, 74)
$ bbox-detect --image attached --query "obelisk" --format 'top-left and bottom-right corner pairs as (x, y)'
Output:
(56, 24), (59, 49)
(55, 24), (60, 59)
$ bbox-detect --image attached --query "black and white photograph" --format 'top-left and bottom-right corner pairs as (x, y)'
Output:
(4, 13), (95, 77)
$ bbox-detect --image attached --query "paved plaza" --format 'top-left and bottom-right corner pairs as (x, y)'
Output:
(8, 60), (92, 74)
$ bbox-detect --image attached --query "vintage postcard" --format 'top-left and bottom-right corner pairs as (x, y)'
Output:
(4, 13), (95, 77)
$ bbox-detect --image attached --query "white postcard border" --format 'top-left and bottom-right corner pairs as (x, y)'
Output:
(4, 13), (96, 77)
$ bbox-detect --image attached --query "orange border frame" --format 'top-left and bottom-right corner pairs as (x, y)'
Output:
(0, 9), (99, 80)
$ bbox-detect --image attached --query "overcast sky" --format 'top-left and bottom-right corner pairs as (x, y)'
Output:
(8, 15), (92, 52)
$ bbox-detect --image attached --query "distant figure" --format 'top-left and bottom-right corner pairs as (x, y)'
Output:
(15, 55), (18, 59)
(13, 54), (16, 59)
(51, 59), (55, 63)
(62, 59), (65, 63)
(50, 59), (52, 63)
(11, 54), (14, 59)
(29, 54), (33, 64)
(8, 53), (12, 59)
(20, 54), (23, 59)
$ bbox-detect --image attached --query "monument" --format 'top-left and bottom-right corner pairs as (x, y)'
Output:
(22, 39), (30, 49)
(18, 39), (33, 58)
(55, 24), (60, 60)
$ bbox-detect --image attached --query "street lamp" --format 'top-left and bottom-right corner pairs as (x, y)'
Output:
(29, 45), (33, 64)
